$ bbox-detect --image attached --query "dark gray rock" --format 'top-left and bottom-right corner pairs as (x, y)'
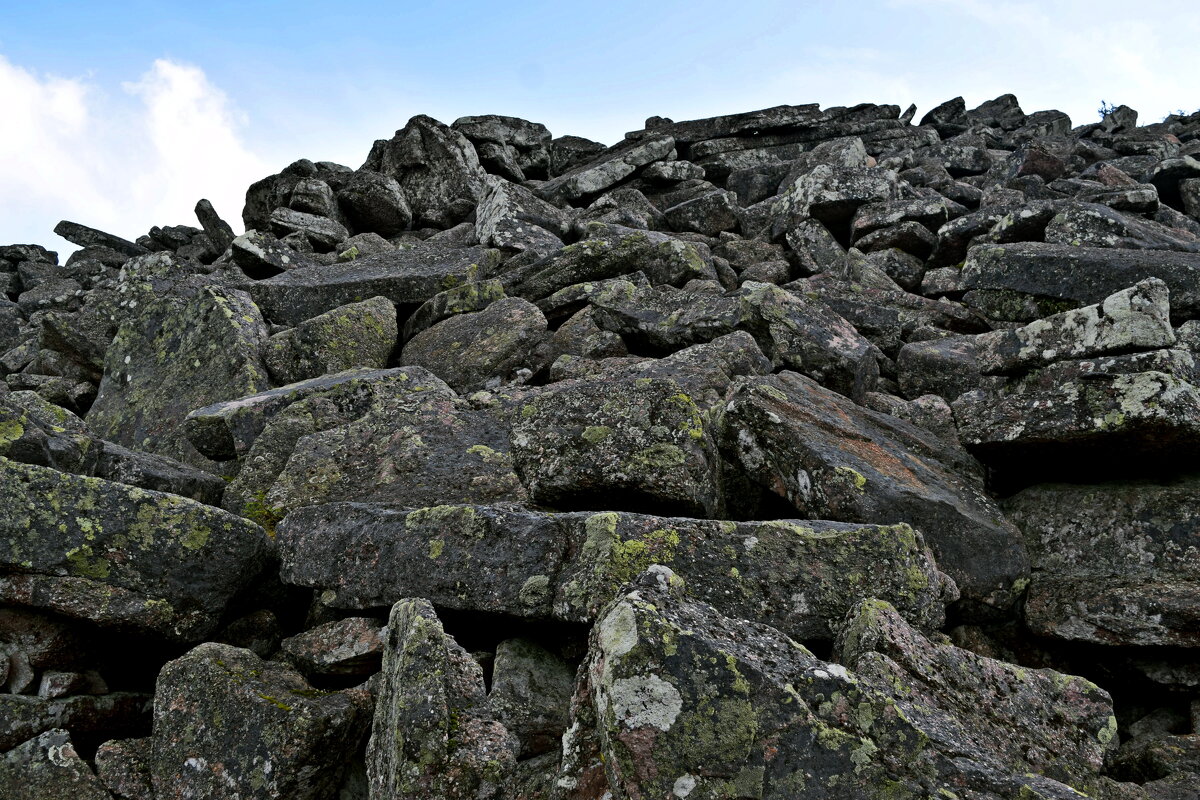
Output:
(269, 207), (350, 252)
(53, 221), (147, 258)
(280, 617), (385, 678)
(371, 114), (486, 228)
(0, 729), (112, 799)
(537, 135), (675, 204)
(897, 334), (983, 401)
(475, 175), (571, 254)
(401, 279), (506, 341)
(337, 170), (412, 237)
(487, 639), (573, 758)
(0, 694), (151, 753)
(261, 296), (397, 385)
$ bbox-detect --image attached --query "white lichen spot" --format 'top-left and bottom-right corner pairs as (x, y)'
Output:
(610, 673), (683, 731)
(597, 601), (639, 659)
(673, 774), (699, 797)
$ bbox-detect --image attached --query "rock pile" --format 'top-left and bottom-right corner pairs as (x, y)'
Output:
(3, 97), (1200, 798)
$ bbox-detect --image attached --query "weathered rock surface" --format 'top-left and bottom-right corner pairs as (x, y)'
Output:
(0, 729), (112, 799)
(261, 296), (397, 384)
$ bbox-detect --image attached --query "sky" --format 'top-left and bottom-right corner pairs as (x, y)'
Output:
(2, 0), (1197, 256)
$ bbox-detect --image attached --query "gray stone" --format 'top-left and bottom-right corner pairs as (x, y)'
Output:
(262, 296), (397, 385)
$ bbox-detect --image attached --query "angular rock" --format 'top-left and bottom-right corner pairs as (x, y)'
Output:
(487, 639), (574, 758)
(54, 221), (147, 258)
(194, 199), (236, 254)
(897, 334), (983, 401)
(280, 617), (385, 678)
(475, 175), (571, 253)
(1, 693), (151, 752)
(1044, 202), (1200, 252)
(0, 729), (112, 800)
(772, 164), (901, 238)
(1003, 477), (1200, 647)
(87, 285), (270, 470)
(400, 296), (547, 392)
(262, 296), (397, 385)
(509, 375), (722, 517)
(246, 241), (494, 326)
(0, 458), (270, 640)
(372, 114), (486, 228)
(269, 207), (349, 252)
(661, 190), (740, 236)
(337, 170), (413, 237)
(95, 737), (154, 800)
(976, 278), (1175, 375)
(537, 134), (675, 204)
(152, 642), (369, 800)
(962, 242), (1200, 324)
(231, 230), (316, 279)
(401, 279), (506, 341)
(719, 371), (1028, 611)
(366, 599), (516, 800)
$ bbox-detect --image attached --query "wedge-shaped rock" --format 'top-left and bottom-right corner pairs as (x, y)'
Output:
(276, 504), (956, 640)
(510, 223), (714, 300)
(976, 278), (1175, 375)
(400, 296), (547, 392)
(897, 334), (982, 401)
(488, 638), (574, 759)
(152, 642), (369, 800)
(185, 367), (416, 461)
(719, 371), (1027, 611)
(952, 350), (1200, 474)
(1002, 477), (1200, 647)
(510, 376), (722, 517)
(224, 368), (525, 520)
(261, 296), (397, 384)
(771, 164), (900, 237)
(836, 598), (1118, 789)
(475, 175), (571, 253)
(246, 241), (495, 326)
(280, 617), (385, 678)
(0, 459), (269, 640)
(366, 599), (517, 800)
(401, 279), (506, 341)
(371, 114), (486, 228)
(87, 286), (271, 470)
(536, 134), (674, 204)
(0, 729), (112, 800)
(962, 242), (1200, 324)
(590, 280), (880, 399)
(564, 566), (1108, 800)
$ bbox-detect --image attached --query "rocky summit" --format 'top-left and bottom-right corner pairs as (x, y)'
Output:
(3, 96), (1200, 799)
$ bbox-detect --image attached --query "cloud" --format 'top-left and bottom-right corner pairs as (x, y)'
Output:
(0, 56), (266, 254)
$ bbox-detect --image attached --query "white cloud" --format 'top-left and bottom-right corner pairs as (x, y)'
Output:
(0, 56), (266, 256)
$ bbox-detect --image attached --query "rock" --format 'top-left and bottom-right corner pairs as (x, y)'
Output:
(772, 164), (901, 239)
(1, 693), (151, 752)
(337, 170), (413, 237)
(475, 175), (571, 254)
(151, 642), (369, 800)
(488, 639), (574, 758)
(288, 178), (339, 218)
(261, 296), (397, 385)
(231, 230), (316, 279)
(53, 221), (147, 258)
(0, 729), (112, 799)
(224, 367), (525, 520)
(975, 278), (1176, 375)
(0, 458), (270, 640)
(194, 199), (236, 254)
(184, 367), (416, 462)
(277, 503), (954, 640)
(400, 296), (547, 392)
(661, 190), (740, 236)
(920, 95), (968, 137)
(246, 241), (495, 327)
(897, 334), (982, 401)
(961, 242), (1200, 324)
(537, 134), (675, 204)
(269, 207), (349, 252)
(371, 114), (486, 228)
(453, 114), (552, 181)
(86, 285), (270, 470)
(95, 737), (154, 800)
(1044, 202), (1200, 252)
(401, 279), (506, 341)
(509, 375), (722, 517)
(719, 371), (1027, 612)
(1002, 476), (1200, 647)
(835, 598), (1118, 788)
(510, 223), (715, 300)
(366, 599), (516, 800)
(280, 617), (385, 678)
(548, 135), (607, 178)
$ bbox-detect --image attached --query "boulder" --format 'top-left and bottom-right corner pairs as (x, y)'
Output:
(261, 296), (397, 385)
(537, 134), (675, 204)
(371, 114), (486, 228)
(0, 729), (112, 799)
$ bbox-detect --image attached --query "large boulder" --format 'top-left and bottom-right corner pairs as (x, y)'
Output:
(151, 642), (370, 800)
(0, 729), (112, 800)
(719, 371), (1028, 613)
(260, 296), (398, 385)
(1002, 476), (1200, 647)
(0, 458), (269, 640)
(86, 285), (271, 471)
(536, 134), (675, 204)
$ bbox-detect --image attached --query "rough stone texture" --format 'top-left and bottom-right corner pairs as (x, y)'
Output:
(537, 134), (675, 204)
(0, 729), (113, 800)
(151, 642), (370, 800)
(401, 279), (506, 341)
(0, 458), (269, 640)
(372, 114), (486, 228)
(475, 175), (571, 254)
(261, 296), (397, 385)
(975, 278), (1176, 375)
(719, 371), (1027, 612)
(487, 639), (574, 758)
(366, 599), (517, 800)
(509, 375), (723, 517)
(86, 285), (271, 471)
(95, 736), (155, 800)
(1002, 477), (1200, 647)
(246, 241), (495, 326)
(897, 334), (982, 401)
(400, 296), (547, 392)
(1, 692), (151, 752)
(280, 617), (385, 678)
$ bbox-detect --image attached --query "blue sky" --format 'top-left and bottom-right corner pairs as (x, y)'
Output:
(2, 0), (1197, 254)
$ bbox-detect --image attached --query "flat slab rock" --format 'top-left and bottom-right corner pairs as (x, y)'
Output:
(0, 458), (270, 641)
(276, 502), (957, 641)
(719, 371), (1027, 613)
(1002, 476), (1200, 647)
(245, 241), (496, 326)
(0, 729), (113, 799)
